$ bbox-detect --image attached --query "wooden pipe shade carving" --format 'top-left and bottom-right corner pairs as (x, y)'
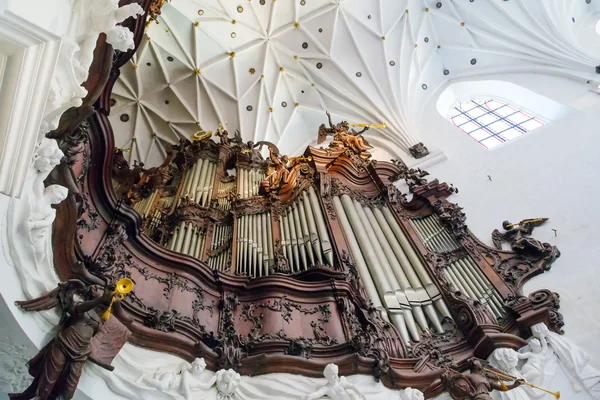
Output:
(46, 15), (563, 397)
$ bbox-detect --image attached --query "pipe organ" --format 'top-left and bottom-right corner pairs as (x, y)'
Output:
(66, 24), (565, 393)
(109, 121), (557, 357)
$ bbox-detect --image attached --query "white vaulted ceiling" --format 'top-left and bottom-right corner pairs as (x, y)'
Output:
(109, 0), (600, 166)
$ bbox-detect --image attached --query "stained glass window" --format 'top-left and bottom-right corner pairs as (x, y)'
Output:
(450, 99), (544, 149)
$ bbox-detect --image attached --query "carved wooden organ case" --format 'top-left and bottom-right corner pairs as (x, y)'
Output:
(52, 23), (563, 399)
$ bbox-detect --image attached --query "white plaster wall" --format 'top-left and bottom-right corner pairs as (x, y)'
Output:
(420, 73), (600, 368)
(0, 0), (72, 36)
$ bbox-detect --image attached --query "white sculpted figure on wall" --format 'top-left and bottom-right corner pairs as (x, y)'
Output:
(4, 138), (67, 307)
(41, 0), (144, 135)
(303, 363), (367, 400)
(28, 138), (67, 262)
(216, 369), (241, 399)
(137, 357), (215, 400)
(490, 323), (600, 400)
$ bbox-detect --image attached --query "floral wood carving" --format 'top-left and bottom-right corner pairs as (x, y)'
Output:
(409, 318), (461, 370)
(433, 199), (468, 239)
(271, 240), (291, 274)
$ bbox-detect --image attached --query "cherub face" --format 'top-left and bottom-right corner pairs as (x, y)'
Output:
(191, 358), (206, 373)
(530, 338), (542, 353)
(323, 363), (339, 384)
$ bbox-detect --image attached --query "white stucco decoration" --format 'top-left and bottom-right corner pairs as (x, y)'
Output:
(137, 357), (214, 400)
(490, 323), (600, 400)
(216, 369), (242, 399)
(106, 25), (137, 53)
(40, 0), (144, 136)
(490, 325), (556, 400)
(4, 138), (66, 330)
(0, 337), (33, 393)
(81, 343), (427, 400)
(303, 363), (366, 400)
(541, 323), (600, 399)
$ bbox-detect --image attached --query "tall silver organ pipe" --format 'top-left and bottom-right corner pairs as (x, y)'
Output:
(167, 223), (207, 259)
(409, 214), (505, 319)
(208, 225), (233, 271)
(410, 215), (461, 253)
(133, 189), (159, 217)
(280, 189), (334, 272)
(335, 194), (452, 344)
(237, 167), (264, 199)
(235, 213), (273, 277)
(177, 158), (218, 206)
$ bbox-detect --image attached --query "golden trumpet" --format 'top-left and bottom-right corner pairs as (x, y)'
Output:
(505, 218), (548, 228)
(351, 122), (387, 129)
(102, 278), (134, 321)
(292, 156), (313, 162)
(483, 367), (560, 399)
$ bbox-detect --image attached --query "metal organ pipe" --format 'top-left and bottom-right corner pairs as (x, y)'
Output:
(261, 213), (269, 275)
(382, 207), (452, 320)
(364, 207), (442, 334)
(337, 195), (414, 343)
(267, 211), (274, 267)
(332, 197), (381, 307)
(302, 192), (322, 265)
(308, 187), (333, 265)
(409, 214), (506, 319)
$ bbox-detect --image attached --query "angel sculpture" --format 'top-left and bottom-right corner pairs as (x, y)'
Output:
(215, 128), (230, 145)
(303, 363), (366, 400)
(317, 112), (373, 156)
(261, 144), (290, 193)
(491, 219), (559, 261)
(9, 280), (127, 400)
(442, 359), (522, 400)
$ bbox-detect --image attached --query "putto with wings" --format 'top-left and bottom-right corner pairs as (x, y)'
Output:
(317, 112), (374, 157)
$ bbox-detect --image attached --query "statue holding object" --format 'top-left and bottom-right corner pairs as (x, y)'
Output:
(260, 143), (313, 194)
(318, 112), (373, 157)
(492, 218), (559, 262)
(9, 279), (130, 400)
(442, 358), (522, 400)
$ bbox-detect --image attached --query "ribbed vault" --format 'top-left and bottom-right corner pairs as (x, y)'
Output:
(109, 0), (600, 166)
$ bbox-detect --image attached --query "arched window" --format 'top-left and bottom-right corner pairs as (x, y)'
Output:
(450, 99), (544, 149)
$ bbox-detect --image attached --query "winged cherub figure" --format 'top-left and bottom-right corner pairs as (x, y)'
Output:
(317, 112), (373, 156)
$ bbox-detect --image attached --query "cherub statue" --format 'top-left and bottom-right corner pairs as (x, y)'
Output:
(317, 112), (373, 156)
(215, 128), (231, 145)
(105, 25), (137, 53)
(442, 358), (522, 400)
(27, 185), (69, 261)
(492, 219), (558, 261)
(302, 363), (366, 400)
(70, 0), (144, 82)
(216, 369), (242, 399)
(518, 324), (553, 385)
(26, 139), (68, 261)
(138, 357), (215, 400)
(9, 280), (121, 400)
